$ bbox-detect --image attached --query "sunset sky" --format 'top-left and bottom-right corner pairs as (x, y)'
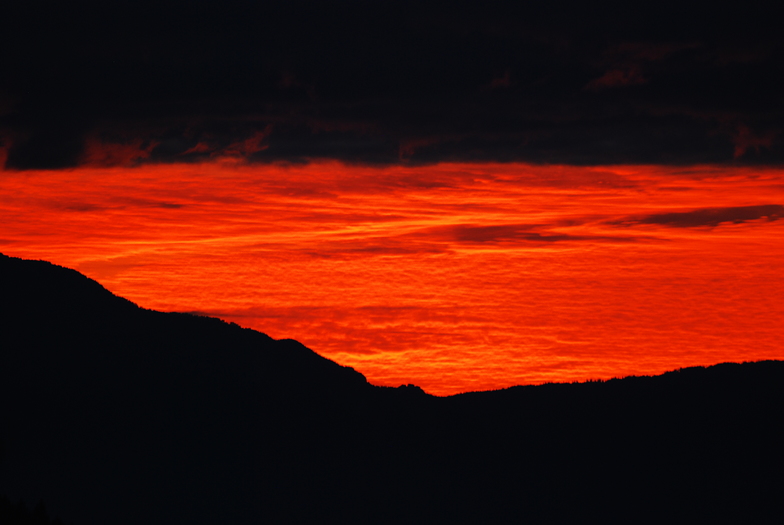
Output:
(2, 2), (783, 394)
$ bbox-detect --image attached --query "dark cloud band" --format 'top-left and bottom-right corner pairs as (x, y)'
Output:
(2, 1), (783, 169)
(631, 204), (784, 228)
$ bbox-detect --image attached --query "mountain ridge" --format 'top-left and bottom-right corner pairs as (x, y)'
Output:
(0, 252), (370, 392)
(2, 252), (783, 524)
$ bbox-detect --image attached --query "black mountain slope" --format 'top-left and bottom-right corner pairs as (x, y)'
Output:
(1, 252), (783, 524)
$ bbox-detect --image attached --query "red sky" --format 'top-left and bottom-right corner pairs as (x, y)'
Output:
(2, 160), (782, 395)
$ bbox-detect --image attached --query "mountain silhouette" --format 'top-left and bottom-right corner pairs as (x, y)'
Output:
(1, 253), (783, 524)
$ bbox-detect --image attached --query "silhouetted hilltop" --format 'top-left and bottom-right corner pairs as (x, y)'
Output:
(0, 254), (368, 392)
(2, 253), (783, 524)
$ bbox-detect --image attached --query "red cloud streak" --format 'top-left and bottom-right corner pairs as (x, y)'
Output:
(1, 161), (782, 394)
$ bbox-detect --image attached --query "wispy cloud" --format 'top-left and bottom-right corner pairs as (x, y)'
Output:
(2, 162), (784, 394)
(620, 204), (784, 228)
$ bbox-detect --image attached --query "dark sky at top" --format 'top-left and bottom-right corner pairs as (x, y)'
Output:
(2, 1), (783, 169)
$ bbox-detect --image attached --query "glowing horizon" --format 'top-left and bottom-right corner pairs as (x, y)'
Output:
(2, 160), (783, 394)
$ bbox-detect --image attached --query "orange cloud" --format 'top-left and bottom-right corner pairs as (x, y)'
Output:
(0, 142), (8, 170)
(222, 126), (273, 157)
(1, 161), (783, 394)
(81, 138), (158, 167)
(181, 141), (213, 155)
(732, 124), (777, 158)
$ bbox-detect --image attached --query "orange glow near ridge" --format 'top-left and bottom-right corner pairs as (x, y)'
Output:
(2, 161), (783, 395)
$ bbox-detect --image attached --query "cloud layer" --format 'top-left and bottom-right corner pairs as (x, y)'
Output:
(2, 162), (783, 393)
(2, 1), (784, 169)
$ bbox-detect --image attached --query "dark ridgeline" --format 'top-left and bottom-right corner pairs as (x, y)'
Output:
(1, 252), (782, 524)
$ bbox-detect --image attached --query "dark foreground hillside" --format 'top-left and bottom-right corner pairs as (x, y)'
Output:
(2, 253), (783, 524)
